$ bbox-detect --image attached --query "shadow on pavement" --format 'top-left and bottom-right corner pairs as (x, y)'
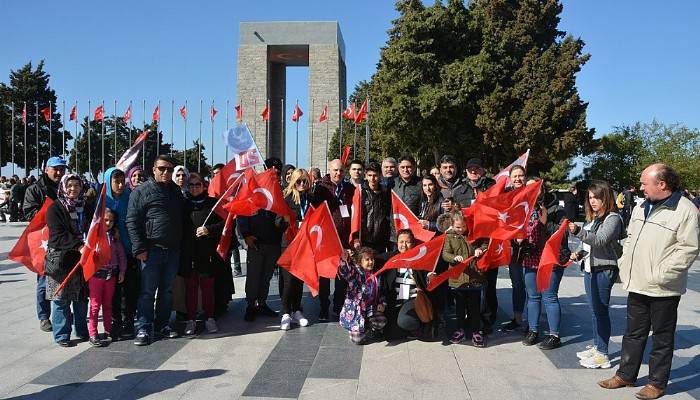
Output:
(6, 369), (226, 400)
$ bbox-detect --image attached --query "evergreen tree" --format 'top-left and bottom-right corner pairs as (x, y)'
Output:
(0, 61), (72, 173)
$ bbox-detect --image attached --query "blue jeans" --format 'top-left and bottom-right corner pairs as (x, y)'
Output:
(524, 266), (564, 336)
(136, 246), (180, 335)
(51, 299), (88, 342)
(36, 275), (51, 320)
(584, 269), (617, 354)
(509, 263), (526, 315)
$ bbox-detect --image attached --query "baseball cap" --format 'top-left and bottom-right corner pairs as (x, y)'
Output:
(46, 156), (67, 168)
(465, 158), (483, 169)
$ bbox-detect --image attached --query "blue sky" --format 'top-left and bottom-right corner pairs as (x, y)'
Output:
(2, 0), (699, 176)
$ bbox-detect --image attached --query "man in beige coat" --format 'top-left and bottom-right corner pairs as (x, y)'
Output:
(599, 164), (699, 399)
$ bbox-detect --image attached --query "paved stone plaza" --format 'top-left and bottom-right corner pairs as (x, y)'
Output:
(0, 222), (698, 400)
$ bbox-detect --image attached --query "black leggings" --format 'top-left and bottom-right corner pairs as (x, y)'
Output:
(454, 289), (482, 334)
(280, 268), (303, 315)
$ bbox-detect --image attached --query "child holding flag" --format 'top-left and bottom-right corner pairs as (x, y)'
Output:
(338, 247), (387, 345)
(87, 208), (126, 347)
(441, 212), (486, 347)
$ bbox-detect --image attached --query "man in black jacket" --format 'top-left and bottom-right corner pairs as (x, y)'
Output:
(23, 156), (66, 333)
(127, 155), (185, 345)
(352, 162), (391, 253)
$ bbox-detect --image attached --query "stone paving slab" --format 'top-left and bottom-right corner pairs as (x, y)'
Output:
(0, 222), (698, 400)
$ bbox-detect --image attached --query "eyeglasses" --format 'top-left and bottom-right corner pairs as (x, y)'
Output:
(188, 182), (203, 187)
(156, 166), (174, 173)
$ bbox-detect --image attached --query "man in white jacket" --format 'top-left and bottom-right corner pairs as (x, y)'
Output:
(598, 163), (700, 399)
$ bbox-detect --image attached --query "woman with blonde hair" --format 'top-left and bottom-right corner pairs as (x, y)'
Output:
(279, 168), (314, 330)
(569, 180), (623, 369)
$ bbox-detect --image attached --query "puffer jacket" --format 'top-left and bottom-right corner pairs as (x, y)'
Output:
(126, 178), (185, 255)
(360, 182), (391, 247)
(573, 212), (624, 272)
(619, 192), (699, 297)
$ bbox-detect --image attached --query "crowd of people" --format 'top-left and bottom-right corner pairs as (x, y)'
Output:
(13, 152), (700, 400)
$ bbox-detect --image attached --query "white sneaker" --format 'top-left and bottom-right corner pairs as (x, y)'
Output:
(205, 318), (218, 333)
(576, 345), (597, 360)
(184, 320), (196, 336)
(280, 314), (292, 330)
(579, 351), (611, 369)
(292, 311), (309, 327)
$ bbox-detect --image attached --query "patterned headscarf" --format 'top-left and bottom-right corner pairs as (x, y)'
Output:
(57, 173), (85, 215)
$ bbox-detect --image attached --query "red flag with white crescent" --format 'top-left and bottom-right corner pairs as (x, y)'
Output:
(69, 105), (77, 121)
(216, 212), (236, 259)
(342, 103), (355, 120)
(427, 255), (476, 291)
(536, 218), (573, 292)
(354, 99), (367, 124)
(493, 149), (530, 183)
(318, 105), (328, 123)
(40, 107), (51, 122)
(180, 105), (187, 119)
(9, 199), (53, 275)
(476, 239), (512, 271)
(391, 191), (435, 243)
(210, 106), (218, 121)
(260, 105), (269, 121)
(372, 234), (446, 279)
(291, 104), (303, 122)
(94, 105), (104, 121)
(123, 105), (132, 122)
(152, 104), (160, 122)
(349, 186), (361, 246)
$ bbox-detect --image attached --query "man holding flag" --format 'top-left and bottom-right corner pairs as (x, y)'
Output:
(126, 155), (186, 345)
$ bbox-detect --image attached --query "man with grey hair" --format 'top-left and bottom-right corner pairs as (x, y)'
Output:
(599, 163), (699, 399)
(381, 157), (397, 189)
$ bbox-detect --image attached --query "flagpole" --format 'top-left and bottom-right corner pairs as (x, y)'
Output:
(210, 99), (215, 166)
(88, 100), (92, 179)
(325, 100), (329, 175)
(11, 103), (15, 176)
(74, 102), (79, 174)
(365, 98), (371, 165)
(184, 100), (188, 167)
(170, 99), (174, 156)
(253, 98), (257, 160)
(295, 99), (299, 166)
(198, 99), (202, 172)
(281, 97), (285, 162)
(142, 100), (146, 169)
(156, 100), (161, 156)
(62, 100), (66, 159)
(128, 100), (133, 144)
(310, 98), (315, 168)
(225, 100), (229, 161)
(265, 98), (270, 158)
(353, 104), (357, 160)
(114, 100), (118, 164)
(35, 102), (39, 175)
(23, 102), (27, 177)
(48, 101), (52, 157)
(339, 99), (343, 158)
(101, 100), (105, 175)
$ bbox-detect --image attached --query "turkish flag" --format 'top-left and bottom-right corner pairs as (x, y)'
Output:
(152, 104), (160, 122)
(9, 199), (53, 275)
(116, 130), (150, 172)
(427, 256), (476, 291)
(341, 145), (352, 165)
(69, 105), (77, 121)
(278, 202), (343, 295)
(260, 105), (269, 121)
(94, 105), (104, 121)
(40, 107), (51, 122)
(372, 234), (446, 279)
(123, 105), (132, 122)
(224, 168), (292, 218)
(354, 99), (367, 124)
(349, 186), (361, 245)
(536, 218), (572, 292)
(468, 180), (542, 242)
(21, 104), (27, 124)
(493, 149), (530, 183)
(180, 105), (187, 119)
(210, 106), (218, 121)
(216, 212), (236, 259)
(291, 104), (303, 122)
(391, 191), (435, 243)
(476, 239), (512, 271)
(342, 103), (355, 120)
(235, 103), (243, 121)
(319, 105), (328, 123)
(213, 168), (254, 219)
(208, 158), (237, 198)
(464, 178), (507, 232)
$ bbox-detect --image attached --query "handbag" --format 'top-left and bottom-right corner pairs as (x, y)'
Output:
(43, 248), (64, 278)
(414, 289), (433, 323)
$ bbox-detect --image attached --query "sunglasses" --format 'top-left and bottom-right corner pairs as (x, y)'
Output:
(156, 166), (174, 173)
(295, 179), (309, 185)
(188, 182), (203, 187)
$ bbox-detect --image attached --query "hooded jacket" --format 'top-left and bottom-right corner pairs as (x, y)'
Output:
(619, 192), (699, 297)
(104, 167), (133, 256)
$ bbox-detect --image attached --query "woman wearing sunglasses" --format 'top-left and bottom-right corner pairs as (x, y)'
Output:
(279, 168), (314, 330)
